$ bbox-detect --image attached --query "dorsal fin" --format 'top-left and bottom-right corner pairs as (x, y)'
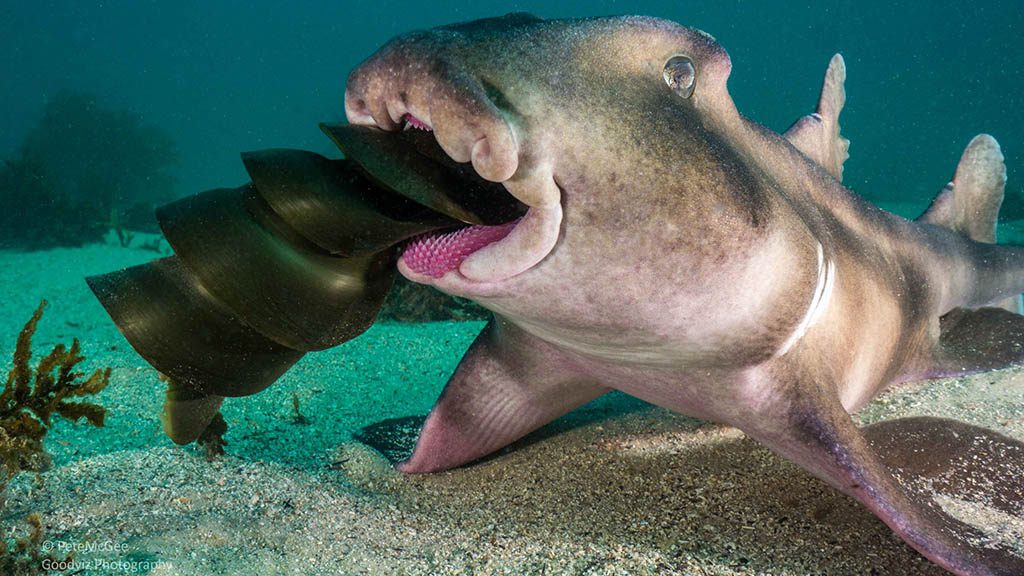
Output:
(784, 54), (850, 181)
(917, 134), (1020, 313)
(918, 134), (1006, 243)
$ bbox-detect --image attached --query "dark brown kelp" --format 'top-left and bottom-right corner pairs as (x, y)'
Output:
(88, 123), (522, 447)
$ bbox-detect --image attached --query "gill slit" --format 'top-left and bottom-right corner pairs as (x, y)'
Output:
(774, 241), (835, 358)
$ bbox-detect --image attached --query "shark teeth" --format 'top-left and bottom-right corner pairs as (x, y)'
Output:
(402, 113), (432, 131)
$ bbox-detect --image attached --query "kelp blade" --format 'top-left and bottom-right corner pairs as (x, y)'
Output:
(86, 256), (304, 398)
(321, 123), (527, 225)
(157, 185), (397, 351)
(242, 149), (457, 256)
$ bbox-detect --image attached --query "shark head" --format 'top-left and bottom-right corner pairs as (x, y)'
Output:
(343, 14), (772, 306)
(342, 14), (799, 365)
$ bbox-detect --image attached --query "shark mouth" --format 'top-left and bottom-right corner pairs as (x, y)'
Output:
(328, 108), (562, 287)
(402, 219), (520, 278)
(388, 113), (522, 280)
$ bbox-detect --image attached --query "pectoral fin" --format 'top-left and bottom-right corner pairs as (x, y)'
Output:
(784, 54), (849, 181)
(742, 359), (1024, 575)
(863, 416), (1024, 521)
(399, 318), (608, 473)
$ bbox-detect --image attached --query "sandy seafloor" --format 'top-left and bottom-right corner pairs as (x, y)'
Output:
(2, 207), (1024, 575)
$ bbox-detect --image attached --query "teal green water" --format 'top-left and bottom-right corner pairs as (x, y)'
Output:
(1, 1), (1021, 217)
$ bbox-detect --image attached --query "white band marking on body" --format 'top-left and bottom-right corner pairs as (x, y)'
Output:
(774, 241), (835, 358)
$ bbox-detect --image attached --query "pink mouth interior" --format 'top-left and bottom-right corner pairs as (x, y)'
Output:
(403, 221), (519, 278)
(399, 112), (521, 279)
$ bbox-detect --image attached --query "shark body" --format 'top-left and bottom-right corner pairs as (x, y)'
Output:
(344, 15), (1024, 575)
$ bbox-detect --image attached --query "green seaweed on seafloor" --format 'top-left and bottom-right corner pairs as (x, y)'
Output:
(291, 391), (309, 425)
(1, 300), (111, 574)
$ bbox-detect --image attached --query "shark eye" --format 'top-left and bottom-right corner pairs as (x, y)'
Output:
(663, 55), (696, 99)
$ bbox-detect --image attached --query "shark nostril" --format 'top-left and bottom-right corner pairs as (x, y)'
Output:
(349, 97), (372, 119)
(344, 92), (377, 126)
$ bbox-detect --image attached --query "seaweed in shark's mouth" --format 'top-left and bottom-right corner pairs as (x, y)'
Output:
(321, 120), (528, 279)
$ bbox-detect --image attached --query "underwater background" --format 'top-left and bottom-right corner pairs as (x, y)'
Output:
(3, 1), (1023, 216)
(2, 1), (1023, 575)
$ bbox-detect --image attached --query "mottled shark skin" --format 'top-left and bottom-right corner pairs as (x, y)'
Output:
(345, 14), (1024, 575)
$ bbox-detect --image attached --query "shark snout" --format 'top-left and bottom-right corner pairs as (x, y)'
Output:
(344, 46), (519, 184)
(344, 40), (564, 287)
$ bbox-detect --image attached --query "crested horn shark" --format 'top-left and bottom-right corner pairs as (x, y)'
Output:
(89, 14), (1024, 575)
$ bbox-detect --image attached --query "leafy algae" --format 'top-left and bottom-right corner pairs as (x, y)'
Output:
(1, 300), (111, 574)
